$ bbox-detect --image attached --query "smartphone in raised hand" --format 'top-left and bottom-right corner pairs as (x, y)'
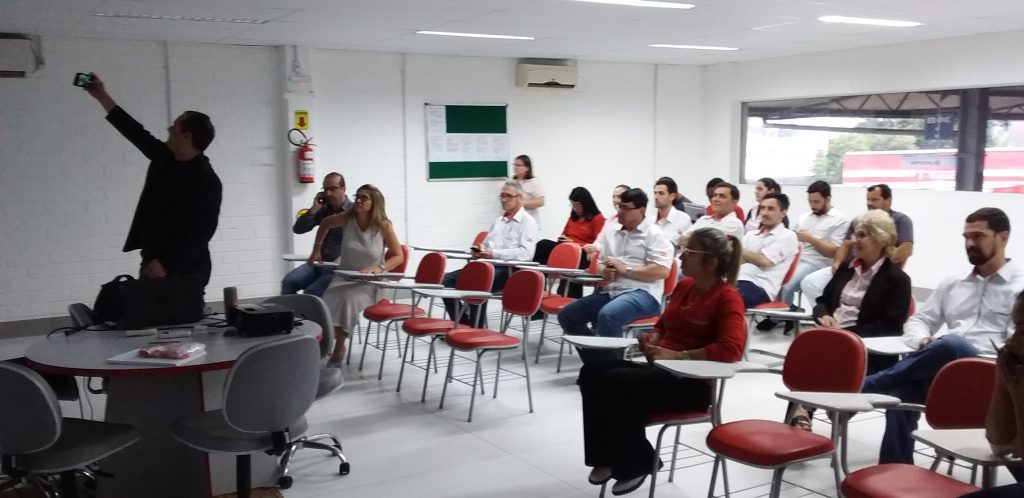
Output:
(73, 72), (93, 87)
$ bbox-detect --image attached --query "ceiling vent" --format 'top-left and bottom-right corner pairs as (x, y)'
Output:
(0, 34), (42, 78)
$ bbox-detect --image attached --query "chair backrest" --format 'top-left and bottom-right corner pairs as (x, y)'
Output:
(924, 358), (996, 429)
(587, 249), (601, 275)
(663, 260), (679, 299)
(781, 244), (802, 287)
(501, 270), (544, 317)
(782, 327), (866, 393)
(472, 231), (488, 247)
(548, 243), (582, 270)
(455, 261), (494, 292)
(262, 294), (334, 360)
(0, 363), (62, 455)
(68, 303), (94, 328)
(413, 252), (447, 285)
(223, 335), (320, 434)
(385, 245), (411, 274)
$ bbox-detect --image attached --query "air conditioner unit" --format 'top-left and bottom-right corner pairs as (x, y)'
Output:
(0, 35), (41, 77)
(516, 59), (578, 89)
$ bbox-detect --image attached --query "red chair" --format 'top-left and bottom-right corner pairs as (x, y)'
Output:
(541, 242), (582, 297)
(356, 249), (446, 380)
(397, 261), (495, 400)
(536, 248), (601, 370)
(472, 231), (488, 248)
(840, 358), (996, 497)
(705, 328), (867, 498)
(437, 270), (544, 422)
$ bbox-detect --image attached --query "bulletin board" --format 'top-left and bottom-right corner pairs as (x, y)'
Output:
(425, 104), (509, 181)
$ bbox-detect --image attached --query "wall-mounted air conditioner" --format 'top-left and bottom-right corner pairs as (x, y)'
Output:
(516, 59), (578, 89)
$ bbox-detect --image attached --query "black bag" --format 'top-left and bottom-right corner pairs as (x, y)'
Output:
(92, 274), (136, 324)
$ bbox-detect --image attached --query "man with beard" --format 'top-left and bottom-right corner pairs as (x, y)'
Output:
(864, 207), (1024, 464)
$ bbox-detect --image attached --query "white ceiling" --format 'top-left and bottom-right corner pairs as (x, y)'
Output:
(4, 0), (1024, 65)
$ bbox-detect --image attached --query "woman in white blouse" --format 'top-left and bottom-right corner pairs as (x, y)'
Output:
(512, 154), (545, 223)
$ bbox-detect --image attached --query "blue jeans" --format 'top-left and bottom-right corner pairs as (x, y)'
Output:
(736, 280), (771, 308)
(782, 260), (825, 308)
(281, 264), (333, 297)
(862, 335), (980, 464)
(558, 289), (661, 364)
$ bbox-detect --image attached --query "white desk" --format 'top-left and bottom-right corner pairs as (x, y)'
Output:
(913, 428), (1013, 488)
(654, 360), (740, 380)
(478, 259), (539, 267)
(560, 336), (637, 350)
(409, 245), (471, 254)
(25, 322), (322, 498)
(333, 269), (406, 280)
(370, 281), (444, 291)
(862, 336), (915, 356)
(775, 391), (900, 412)
(282, 253), (308, 262)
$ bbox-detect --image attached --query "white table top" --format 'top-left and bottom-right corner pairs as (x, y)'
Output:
(655, 360), (740, 379)
(369, 281), (445, 290)
(24, 321), (322, 377)
(746, 309), (813, 320)
(912, 429), (1012, 465)
(478, 259), (539, 267)
(333, 269), (406, 280)
(409, 245), (471, 254)
(560, 274), (605, 284)
(862, 336), (915, 356)
(560, 336), (637, 350)
(314, 261), (339, 269)
(414, 288), (492, 300)
(446, 253), (474, 260)
(282, 253), (308, 262)
(515, 265), (585, 274)
(775, 391), (901, 412)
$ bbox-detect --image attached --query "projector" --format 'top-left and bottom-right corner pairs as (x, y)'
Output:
(233, 303), (294, 337)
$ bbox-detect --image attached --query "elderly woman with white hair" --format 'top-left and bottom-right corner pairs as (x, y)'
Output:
(788, 210), (912, 430)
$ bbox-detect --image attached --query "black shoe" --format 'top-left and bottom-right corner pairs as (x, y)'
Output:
(756, 318), (777, 331)
(783, 321), (796, 335)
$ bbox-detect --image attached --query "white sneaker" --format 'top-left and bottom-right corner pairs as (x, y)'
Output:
(587, 466), (612, 485)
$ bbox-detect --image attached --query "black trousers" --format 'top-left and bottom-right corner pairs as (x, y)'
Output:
(533, 239), (589, 299)
(579, 360), (712, 480)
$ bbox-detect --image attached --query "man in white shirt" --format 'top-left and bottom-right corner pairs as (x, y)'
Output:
(441, 180), (539, 325)
(775, 181), (850, 315)
(652, 177), (692, 258)
(864, 207), (1024, 464)
(682, 182), (746, 244)
(559, 188), (673, 364)
(582, 184), (629, 258)
(736, 193), (799, 308)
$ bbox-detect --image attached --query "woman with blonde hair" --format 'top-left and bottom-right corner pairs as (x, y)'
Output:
(789, 210), (911, 430)
(308, 184), (404, 363)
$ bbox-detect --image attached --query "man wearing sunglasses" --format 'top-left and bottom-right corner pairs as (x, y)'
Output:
(282, 172), (353, 296)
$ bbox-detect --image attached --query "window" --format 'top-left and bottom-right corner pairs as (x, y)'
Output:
(741, 87), (1024, 193)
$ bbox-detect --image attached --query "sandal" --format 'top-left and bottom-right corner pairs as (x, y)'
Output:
(789, 414), (813, 432)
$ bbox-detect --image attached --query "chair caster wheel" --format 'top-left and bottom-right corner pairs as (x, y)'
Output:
(278, 476), (293, 489)
(339, 462), (351, 475)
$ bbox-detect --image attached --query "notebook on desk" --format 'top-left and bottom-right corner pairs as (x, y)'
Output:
(107, 349), (207, 367)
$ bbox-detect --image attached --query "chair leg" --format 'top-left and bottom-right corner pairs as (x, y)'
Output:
(397, 334), (413, 392)
(237, 454), (252, 498)
(721, 458), (731, 497)
(277, 442), (300, 481)
(534, 313), (548, 363)
(768, 468), (785, 498)
(468, 350), (483, 422)
(669, 425), (681, 482)
(377, 321), (393, 380)
(707, 456), (721, 498)
(358, 323), (373, 371)
(556, 332), (567, 373)
(346, 324), (357, 365)
(439, 348), (456, 409)
(651, 426), (668, 498)
(494, 351), (503, 398)
(523, 344), (534, 414)
(421, 337), (437, 403)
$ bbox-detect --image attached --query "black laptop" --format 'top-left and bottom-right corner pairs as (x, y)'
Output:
(119, 275), (205, 329)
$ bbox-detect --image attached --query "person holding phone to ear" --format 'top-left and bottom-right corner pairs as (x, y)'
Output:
(282, 172), (353, 296)
(82, 72), (221, 286)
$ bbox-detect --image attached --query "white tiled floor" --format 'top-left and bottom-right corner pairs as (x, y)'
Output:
(4, 316), (1015, 498)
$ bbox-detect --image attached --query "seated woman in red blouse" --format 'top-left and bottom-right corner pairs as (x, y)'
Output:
(578, 227), (746, 495)
(533, 187), (606, 297)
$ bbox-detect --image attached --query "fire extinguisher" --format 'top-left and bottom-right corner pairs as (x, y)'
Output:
(288, 128), (315, 184)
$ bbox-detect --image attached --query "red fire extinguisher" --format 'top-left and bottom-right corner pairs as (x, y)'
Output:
(289, 128), (315, 184)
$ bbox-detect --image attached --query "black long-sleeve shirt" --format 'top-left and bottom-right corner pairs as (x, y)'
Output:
(106, 106), (222, 285)
(292, 196), (352, 263)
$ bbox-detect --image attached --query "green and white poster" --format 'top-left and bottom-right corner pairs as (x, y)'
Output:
(425, 104), (508, 181)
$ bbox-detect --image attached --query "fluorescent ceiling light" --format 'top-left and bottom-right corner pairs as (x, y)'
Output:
(649, 44), (738, 51)
(574, 0), (695, 9)
(818, 16), (922, 27)
(415, 31), (534, 40)
(92, 13), (268, 24)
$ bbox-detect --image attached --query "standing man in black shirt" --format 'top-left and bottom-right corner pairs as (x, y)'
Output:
(84, 73), (222, 286)
(282, 172), (353, 296)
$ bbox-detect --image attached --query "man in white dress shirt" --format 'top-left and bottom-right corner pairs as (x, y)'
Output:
(441, 180), (539, 326)
(559, 188), (673, 364)
(682, 182), (746, 244)
(864, 207), (1024, 464)
(735, 193), (799, 308)
(652, 177), (692, 258)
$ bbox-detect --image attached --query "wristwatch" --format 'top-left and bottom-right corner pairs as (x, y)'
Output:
(625, 266), (633, 277)
(378, 263), (387, 271)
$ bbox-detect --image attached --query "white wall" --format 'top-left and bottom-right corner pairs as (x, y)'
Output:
(704, 30), (1024, 289)
(0, 38), (284, 323)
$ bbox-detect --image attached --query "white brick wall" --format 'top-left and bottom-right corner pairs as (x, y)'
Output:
(0, 39), (285, 322)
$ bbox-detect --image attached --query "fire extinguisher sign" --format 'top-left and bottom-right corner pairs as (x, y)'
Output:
(294, 110), (309, 130)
